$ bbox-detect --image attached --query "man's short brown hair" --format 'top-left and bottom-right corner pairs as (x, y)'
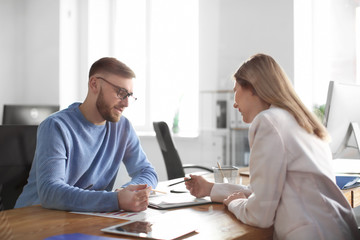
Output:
(89, 57), (136, 79)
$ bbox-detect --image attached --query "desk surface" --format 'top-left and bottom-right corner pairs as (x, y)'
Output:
(1, 204), (273, 240)
(1, 172), (273, 240)
(2, 168), (357, 240)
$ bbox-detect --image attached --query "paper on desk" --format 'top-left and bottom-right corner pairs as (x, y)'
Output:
(149, 192), (211, 209)
(70, 207), (163, 221)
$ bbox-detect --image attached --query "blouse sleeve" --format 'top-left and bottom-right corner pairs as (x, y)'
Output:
(227, 114), (287, 228)
(210, 183), (252, 202)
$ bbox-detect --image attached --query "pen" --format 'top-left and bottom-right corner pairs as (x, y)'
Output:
(170, 190), (188, 193)
(167, 178), (192, 187)
(151, 189), (167, 194)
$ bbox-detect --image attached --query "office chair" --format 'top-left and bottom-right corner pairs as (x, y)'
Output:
(2, 104), (59, 125)
(0, 125), (37, 210)
(153, 121), (213, 180)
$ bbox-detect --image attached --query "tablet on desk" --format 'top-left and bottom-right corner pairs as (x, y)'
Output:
(101, 219), (197, 240)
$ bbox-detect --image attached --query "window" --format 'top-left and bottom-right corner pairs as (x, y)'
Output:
(294, 0), (360, 109)
(113, 0), (199, 134)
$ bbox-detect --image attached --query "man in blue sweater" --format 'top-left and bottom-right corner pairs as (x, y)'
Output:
(15, 57), (158, 212)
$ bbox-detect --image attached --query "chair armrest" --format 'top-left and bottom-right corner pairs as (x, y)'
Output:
(182, 164), (213, 173)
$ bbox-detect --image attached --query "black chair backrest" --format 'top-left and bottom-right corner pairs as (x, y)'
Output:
(2, 104), (59, 125)
(153, 122), (185, 180)
(0, 125), (37, 210)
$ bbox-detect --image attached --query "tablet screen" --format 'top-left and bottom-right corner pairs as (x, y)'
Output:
(115, 221), (152, 236)
(102, 219), (196, 239)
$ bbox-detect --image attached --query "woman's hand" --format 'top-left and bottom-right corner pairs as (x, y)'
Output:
(185, 174), (214, 198)
(223, 192), (246, 206)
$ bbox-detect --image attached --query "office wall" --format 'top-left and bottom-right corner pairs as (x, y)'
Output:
(199, 0), (293, 92)
(0, 0), (294, 183)
(0, 0), (60, 117)
(0, 0), (24, 108)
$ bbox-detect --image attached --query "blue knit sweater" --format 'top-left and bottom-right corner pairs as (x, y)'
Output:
(15, 103), (158, 211)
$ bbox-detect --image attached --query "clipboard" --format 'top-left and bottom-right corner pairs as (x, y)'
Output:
(148, 192), (212, 210)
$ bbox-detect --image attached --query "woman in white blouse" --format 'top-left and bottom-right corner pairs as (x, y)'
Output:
(185, 54), (359, 240)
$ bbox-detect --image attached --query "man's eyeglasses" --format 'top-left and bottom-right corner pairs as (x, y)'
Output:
(96, 77), (137, 103)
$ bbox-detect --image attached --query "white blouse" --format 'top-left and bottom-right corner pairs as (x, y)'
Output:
(210, 106), (359, 240)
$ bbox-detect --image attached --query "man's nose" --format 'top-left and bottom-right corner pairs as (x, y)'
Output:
(121, 97), (129, 107)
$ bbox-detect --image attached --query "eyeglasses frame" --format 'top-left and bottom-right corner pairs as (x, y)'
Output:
(96, 76), (137, 102)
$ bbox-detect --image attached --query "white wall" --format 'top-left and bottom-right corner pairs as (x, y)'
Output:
(199, 0), (294, 92)
(0, 0), (23, 107)
(0, 0), (60, 121)
(0, 0), (294, 184)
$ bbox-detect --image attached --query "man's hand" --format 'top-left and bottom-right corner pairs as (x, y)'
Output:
(117, 184), (151, 212)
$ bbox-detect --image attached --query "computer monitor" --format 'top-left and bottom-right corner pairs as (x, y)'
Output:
(323, 81), (360, 159)
(2, 105), (59, 125)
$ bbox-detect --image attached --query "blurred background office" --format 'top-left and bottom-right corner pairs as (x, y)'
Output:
(0, 0), (359, 182)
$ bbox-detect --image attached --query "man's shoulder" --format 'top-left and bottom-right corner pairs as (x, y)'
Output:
(39, 103), (81, 130)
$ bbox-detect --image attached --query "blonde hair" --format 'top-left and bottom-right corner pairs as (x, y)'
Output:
(234, 53), (329, 141)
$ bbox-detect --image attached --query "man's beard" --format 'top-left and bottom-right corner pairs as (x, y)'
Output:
(96, 88), (121, 122)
